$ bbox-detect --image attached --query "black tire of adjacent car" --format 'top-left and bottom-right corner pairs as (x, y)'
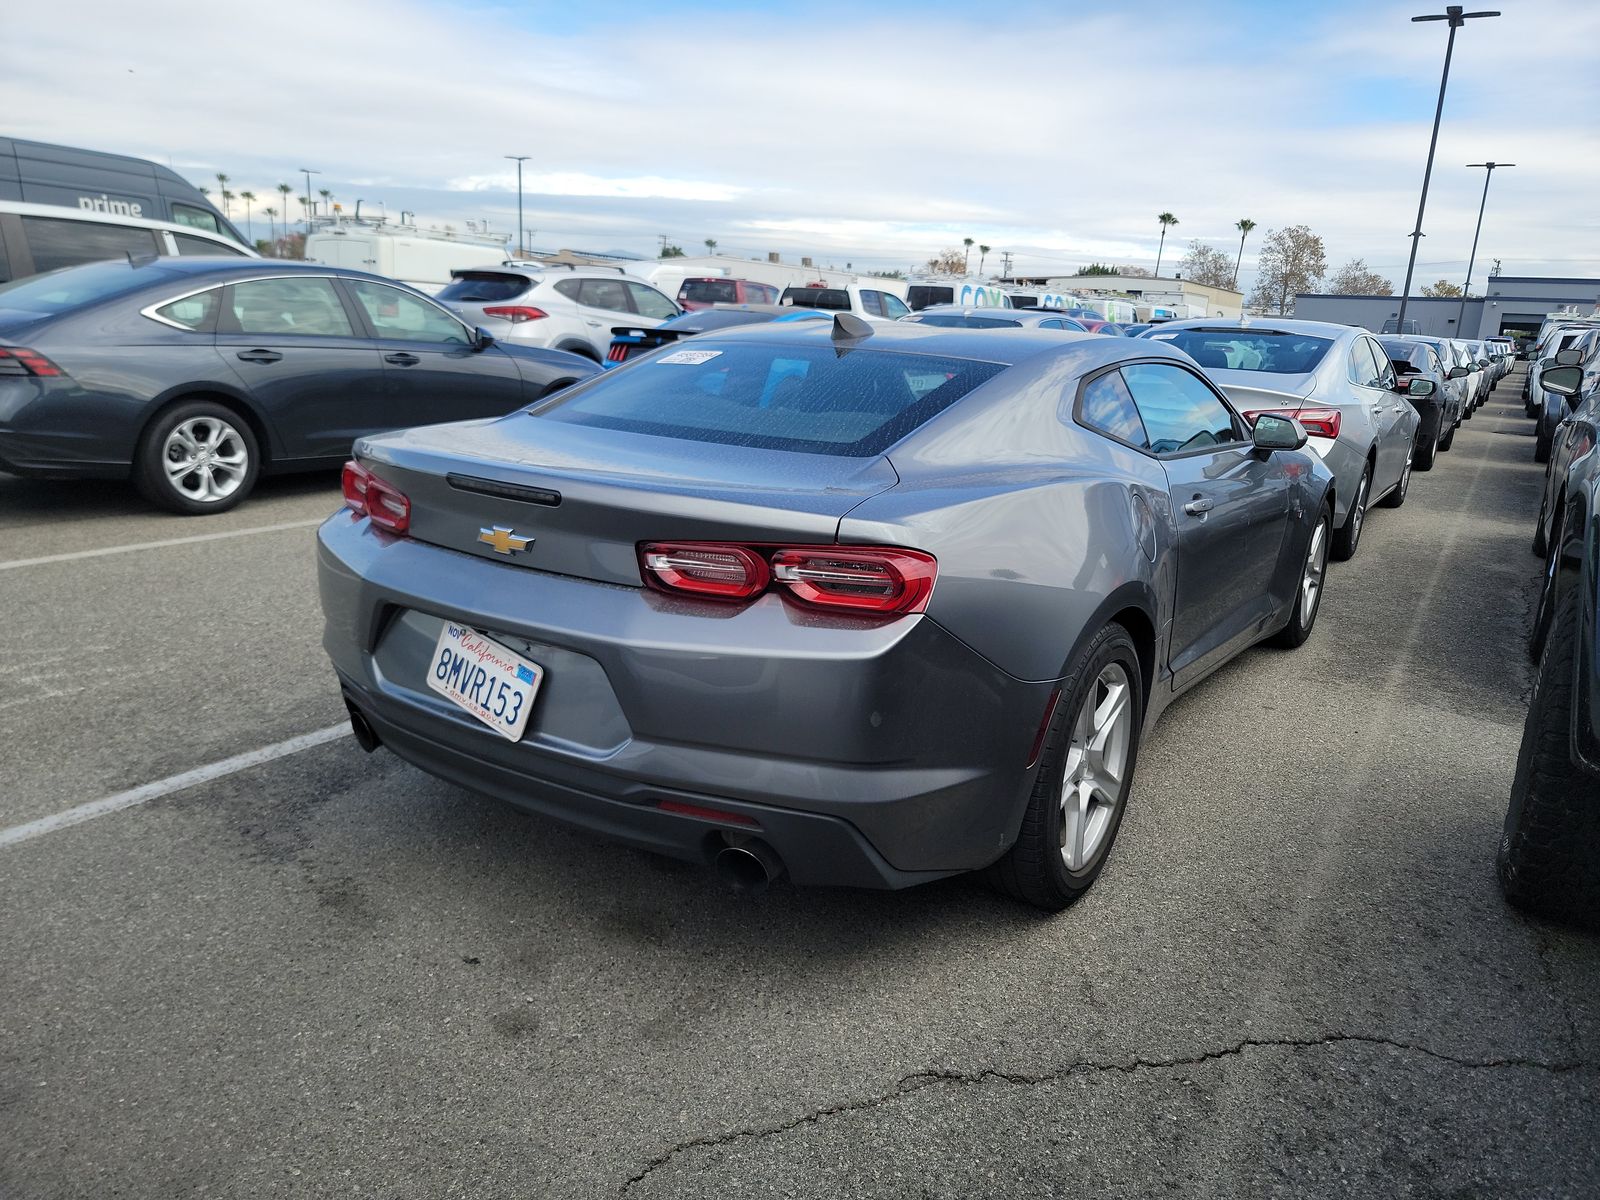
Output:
(1379, 452), (1411, 509)
(1332, 465), (1370, 561)
(1533, 498), (1548, 559)
(1412, 424), (1438, 471)
(987, 622), (1143, 912)
(1269, 503), (1331, 649)
(134, 400), (261, 515)
(1497, 581), (1600, 930)
(1439, 421), (1457, 451)
(1535, 424), (1553, 464)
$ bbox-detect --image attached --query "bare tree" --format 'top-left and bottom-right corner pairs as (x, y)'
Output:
(1179, 241), (1236, 289)
(1119, 265), (1153, 278)
(926, 247), (967, 275)
(1247, 225), (1327, 315)
(1326, 258), (1394, 296)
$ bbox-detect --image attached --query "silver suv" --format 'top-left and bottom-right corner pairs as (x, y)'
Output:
(436, 264), (680, 362)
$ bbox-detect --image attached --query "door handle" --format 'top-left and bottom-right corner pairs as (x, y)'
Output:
(236, 349), (282, 364)
(384, 352), (421, 366)
(1183, 497), (1214, 516)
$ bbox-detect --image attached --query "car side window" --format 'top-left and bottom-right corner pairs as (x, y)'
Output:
(227, 277), (354, 337)
(577, 278), (631, 313)
(173, 233), (247, 257)
(625, 281), (677, 320)
(1120, 362), (1243, 455)
(348, 280), (469, 344)
(1365, 338), (1395, 388)
(1077, 369), (1149, 448)
(554, 278), (582, 302)
(1346, 340), (1376, 387)
(1040, 320), (1063, 330)
(152, 288), (222, 331)
(20, 216), (162, 274)
(860, 290), (885, 317)
(880, 293), (910, 319)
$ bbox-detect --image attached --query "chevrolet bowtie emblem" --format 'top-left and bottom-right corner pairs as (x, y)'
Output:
(478, 526), (532, 555)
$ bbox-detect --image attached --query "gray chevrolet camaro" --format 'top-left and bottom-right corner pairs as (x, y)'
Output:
(318, 317), (1334, 910)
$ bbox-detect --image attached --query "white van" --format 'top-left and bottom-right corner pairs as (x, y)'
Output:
(303, 220), (507, 293)
(0, 199), (256, 284)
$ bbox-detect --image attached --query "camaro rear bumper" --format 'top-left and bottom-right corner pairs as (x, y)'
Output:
(318, 513), (1053, 887)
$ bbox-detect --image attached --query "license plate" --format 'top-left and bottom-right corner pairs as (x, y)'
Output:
(425, 622), (543, 742)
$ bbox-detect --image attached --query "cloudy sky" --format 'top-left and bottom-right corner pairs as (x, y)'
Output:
(4, 0), (1597, 293)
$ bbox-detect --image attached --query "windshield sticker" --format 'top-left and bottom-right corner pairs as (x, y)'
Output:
(655, 349), (723, 365)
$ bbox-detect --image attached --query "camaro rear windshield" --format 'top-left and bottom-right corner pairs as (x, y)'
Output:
(1152, 329), (1334, 374)
(435, 272), (531, 303)
(535, 341), (1005, 456)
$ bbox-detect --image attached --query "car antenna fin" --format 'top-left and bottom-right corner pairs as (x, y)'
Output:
(832, 312), (873, 343)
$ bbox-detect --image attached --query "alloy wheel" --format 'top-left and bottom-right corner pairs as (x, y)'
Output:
(163, 416), (249, 504)
(1300, 519), (1328, 624)
(1351, 472), (1369, 540)
(1060, 662), (1133, 872)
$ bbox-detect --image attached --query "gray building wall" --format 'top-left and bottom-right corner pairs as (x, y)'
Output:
(1294, 276), (1600, 340)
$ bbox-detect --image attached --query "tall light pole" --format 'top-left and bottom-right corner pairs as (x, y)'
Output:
(299, 168), (320, 234)
(1394, 6), (1498, 335)
(505, 155), (530, 257)
(1455, 161), (1514, 336)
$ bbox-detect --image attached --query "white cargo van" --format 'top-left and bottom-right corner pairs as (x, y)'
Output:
(303, 219), (506, 292)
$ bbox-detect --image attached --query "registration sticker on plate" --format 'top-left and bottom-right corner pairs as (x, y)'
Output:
(425, 623), (543, 742)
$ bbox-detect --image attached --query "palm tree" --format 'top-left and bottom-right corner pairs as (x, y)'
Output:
(977, 244), (991, 275)
(215, 173), (230, 215)
(1153, 212), (1179, 278)
(704, 238), (717, 254)
(277, 182), (294, 232)
(263, 206), (278, 252)
(239, 191), (256, 242)
(221, 190), (235, 220)
(318, 188), (333, 217)
(1231, 218), (1257, 290)
(198, 186), (210, 198)
(962, 237), (975, 274)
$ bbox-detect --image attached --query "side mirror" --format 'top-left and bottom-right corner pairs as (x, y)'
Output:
(1477, 359), (1489, 368)
(1407, 377), (1437, 398)
(473, 326), (496, 351)
(1447, 365), (1469, 380)
(1556, 347), (1583, 366)
(1252, 413), (1307, 452)
(1539, 365), (1584, 398)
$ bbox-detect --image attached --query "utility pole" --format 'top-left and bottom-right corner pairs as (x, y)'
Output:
(298, 168), (320, 234)
(1395, 6), (1499, 335)
(1455, 161), (1514, 336)
(1000, 251), (1014, 281)
(505, 156), (530, 257)
(658, 234), (670, 256)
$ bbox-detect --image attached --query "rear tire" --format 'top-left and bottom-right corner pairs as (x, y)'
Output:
(1413, 424), (1439, 471)
(1270, 503), (1331, 648)
(1535, 423), (1553, 464)
(1498, 582), (1600, 930)
(1533, 499), (1549, 558)
(134, 400), (260, 515)
(1438, 421), (1457, 452)
(1332, 465), (1370, 562)
(988, 623), (1143, 912)
(1379, 451), (1411, 508)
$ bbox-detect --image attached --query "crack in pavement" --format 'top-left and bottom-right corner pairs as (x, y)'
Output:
(617, 1032), (1592, 1193)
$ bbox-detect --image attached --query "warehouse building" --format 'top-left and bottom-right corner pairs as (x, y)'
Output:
(1294, 276), (1600, 340)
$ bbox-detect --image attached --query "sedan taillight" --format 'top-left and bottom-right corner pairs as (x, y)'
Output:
(639, 542), (936, 615)
(1243, 407), (1341, 440)
(0, 346), (64, 377)
(342, 460), (411, 535)
(483, 306), (548, 323)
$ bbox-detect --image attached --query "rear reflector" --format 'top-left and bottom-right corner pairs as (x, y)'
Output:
(657, 799), (760, 828)
(639, 542), (937, 615)
(0, 346), (64, 376)
(341, 460), (411, 535)
(482, 306), (548, 323)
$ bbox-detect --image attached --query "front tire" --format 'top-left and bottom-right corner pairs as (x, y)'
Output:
(988, 623), (1143, 912)
(1498, 581), (1600, 929)
(1413, 422), (1439, 471)
(134, 401), (260, 515)
(1379, 448), (1412, 508)
(1331, 464), (1371, 561)
(1270, 503), (1331, 648)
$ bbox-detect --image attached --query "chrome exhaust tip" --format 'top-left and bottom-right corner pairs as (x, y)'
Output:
(714, 838), (784, 894)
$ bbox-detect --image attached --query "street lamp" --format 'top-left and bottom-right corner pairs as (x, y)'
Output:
(299, 168), (320, 235)
(505, 155), (531, 257)
(1394, 6), (1499, 335)
(1455, 161), (1514, 336)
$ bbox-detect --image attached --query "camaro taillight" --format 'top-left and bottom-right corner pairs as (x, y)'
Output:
(0, 346), (64, 377)
(638, 542), (937, 615)
(482, 305), (548, 323)
(341, 460), (411, 535)
(1243, 407), (1341, 440)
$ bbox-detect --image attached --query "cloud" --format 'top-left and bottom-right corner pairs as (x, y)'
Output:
(2, 0), (1595, 282)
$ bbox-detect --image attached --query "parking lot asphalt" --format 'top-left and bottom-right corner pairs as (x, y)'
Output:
(2, 365), (1596, 1198)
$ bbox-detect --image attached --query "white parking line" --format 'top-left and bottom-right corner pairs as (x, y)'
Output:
(0, 517), (326, 571)
(0, 724), (350, 849)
